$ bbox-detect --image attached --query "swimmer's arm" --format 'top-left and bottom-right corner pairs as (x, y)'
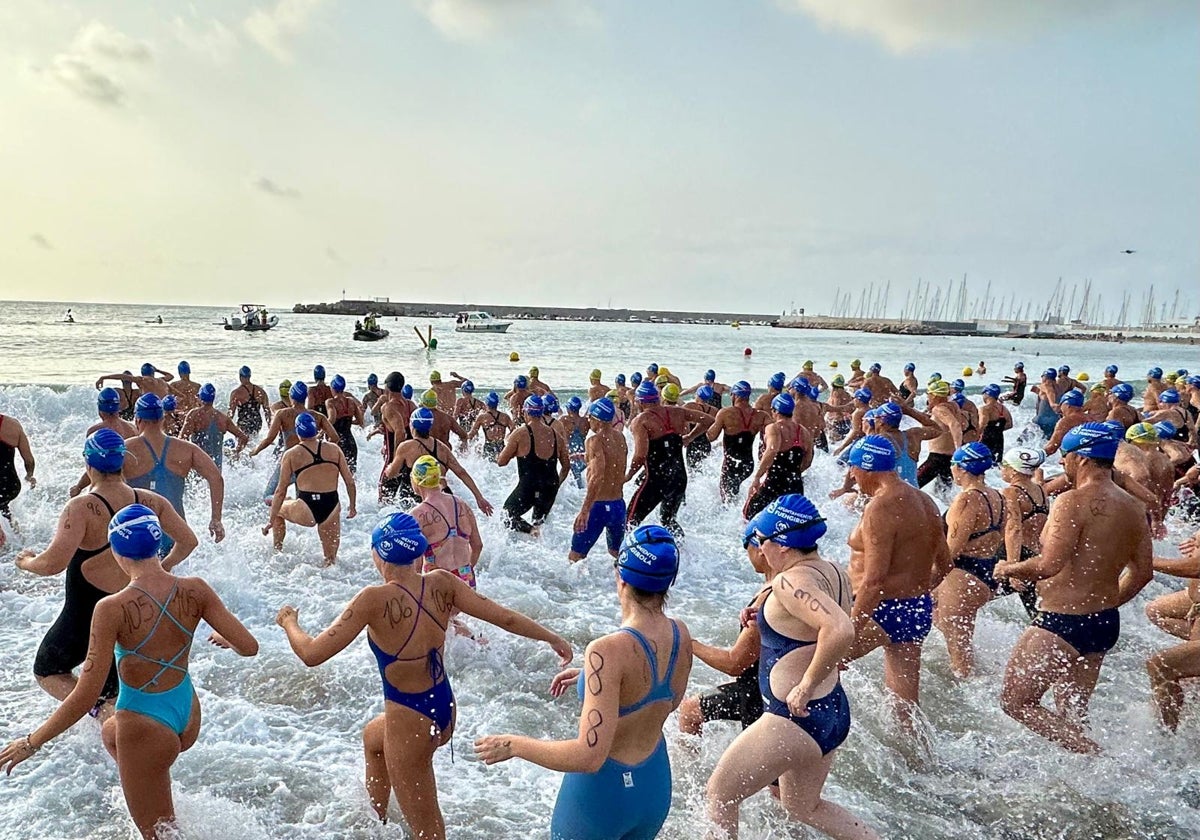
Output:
(337, 450), (357, 515)
(153, 494), (198, 570)
(1041, 473), (1071, 496)
(692, 623), (760, 676)
(799, 427), (815, 472)
(750, 426), (780, 486)
(15, 426), (34, 483)
(445, 453), (492, 515)
(496, 433), (520, 467)
(1118, 520), (1154, 605)
(16, 504), (85, 575)
(1153, 554), (1200, 578)
(451, 579), (571, 662)
(277, 593), (368, 667)
(221, 413), (250, 450)
(260, 389), (273, 422)
(269, 455), (295, 526)
(556, 427), (571, 484)
(450, 418), (469, 442)
(776, 572), (854, 699)
(626, 419), (648, 482)
(466, 509), (483, 567)
(198, 580), (258, 656)
(930, 526), (953, 590)
(324, 397), (339, 424)
(1043, 422), (1068, 456)
(1002, 487), (1025, 565)
(95, 372), (133, 387)
(944, 494), (973, 559)
(705, 411), (726, 443)
(248, 413), (285, 456)
(680, 408), (714, 430)
(578, 437), (606, 519)
(999, 499), (1075, 581)
(679, 383), (699, 396)
(1113, 471), (1160, 521)
(189, 443), (225, 528)
(319, 415), (339, 442)
(467, 415), (484, 440)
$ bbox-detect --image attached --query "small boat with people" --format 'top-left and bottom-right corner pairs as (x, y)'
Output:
(455, 310), (511, 334)
(353, 313), (389, 341)
(63, 308), (75, 324)
(224, 304), (278, 332)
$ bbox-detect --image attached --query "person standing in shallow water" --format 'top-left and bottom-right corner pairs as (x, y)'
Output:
(228, 365), (272, 440)
(0, 410), (35, 541)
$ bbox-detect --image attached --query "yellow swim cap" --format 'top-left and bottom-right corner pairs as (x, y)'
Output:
(1076, 372), (1090, 381)
(1125, 422), (1158, 444)
(829, 361), (839, 368)
(803, 360), (814, 370)
(412, 454), (442, 488)
(655, 375), (669, 387)
(1090, 383), (1106, 393)
(928, 380), (951, 397)
(606, 389), (620, 399)
(430, 371), (442, 383)
(832, 375), (845, 387)
(529, 366), (540, 377)
(420, 389), (438, 408)
(279, 379), (292, 397)
(1166, 372), (1178, 383)
(962, 367), (973, 376)
(659, 366), (671, 377)
(509, 352), (520, 362)
(663, 384), (680, 404)
(850, 359), (861, 368)
(590, 369), (602, 381)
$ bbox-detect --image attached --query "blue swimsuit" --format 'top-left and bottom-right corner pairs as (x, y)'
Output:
(758, 596), (851, 756)
(114, 582), (195, 736)
(192, 416), (224, 469)
(367, 579), (455, 735)
(128, 437), (186, 555)
(871, 593), (933, 645)
(895, 429), (919, 487)
(1034, 394), (1059, 439)
(552, 622), (681, 840)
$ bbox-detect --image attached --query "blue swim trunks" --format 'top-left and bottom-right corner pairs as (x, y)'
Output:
(570, 499), (627, 557)
(871, 593), (933, 645)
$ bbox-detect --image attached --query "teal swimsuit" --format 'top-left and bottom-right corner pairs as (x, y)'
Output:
(128, 437), (186, 555)
(114, 582), (195, 736)
(193, 416), (224, 469)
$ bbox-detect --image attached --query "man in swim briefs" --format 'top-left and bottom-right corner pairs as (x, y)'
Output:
(568, 398), (630, 563)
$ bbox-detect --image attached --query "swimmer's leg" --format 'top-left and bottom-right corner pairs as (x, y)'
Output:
(1146, 590), (1193, 640)
(113, 711), (183, 840)
(778, 749), (880, 840)
(363, 715), (391, 821)
(1000, 627), (1098, 753)
(1148, 640), (1200, 731)
(882, 643), (923, 734)
(382, 705), (448, 840)
(315, 505), (342, 566)
(1053, 652), (1103, 727)
(933, 569), (992, 678)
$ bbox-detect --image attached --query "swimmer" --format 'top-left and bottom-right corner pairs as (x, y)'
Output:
(1143, 367), (1166, 413)
(976, 361), (987, 376)
(527, 366), (554, 396)
(169, 360), (200, 414)
(1143, 389), (1192, 442)
(416, 390), (469, 449)
(978, 384), (1013, 462)
(307, 365), (333, 416)
(1154, 423), (1195, 478)
(863, 401), (940, 489)
(324, 376), (365, 474)
(264, 412), (357, 565)
(846, 359), (866, 389)
(844, 436), (950, 733)
(999, 447), (1050, 617)
(1057, 364), (1080, 394)
(162, 395), (184, 438)
(915, 380), (964, 490)
(898, 363), (918, 405)
(795, 361), (828, 394)
(270, 379), (292, 413)
(96, 363), (172, 401)
(498, 395), (569, 534)
(1147, 529), (1200, 731)
(451, 380), (486, 430)
(361, 373), (384, 426)
(825, 377), (854, 442)
(706, 495), (879, 840)
(792, 380), (836, 453)
(708, 381), (768, 504)
(0, 411), (35, 536)
(1000, 361), (1027, 406)
(950, 379), (981, 443)
(683, 386), (720, 469)
(248, 382), (339, 503)
(614, 374), (633, 418)
(995, 423), (1153, 753)
(373, 372), (414, 505)
(429, 371), (468, 412)
(745, 394), (812, 520)
(506, 375), (532, 417)
(124, 395), (226, 547)
(179, 384), (248, 471)
(1043, 389), (1090, 455)
(467, 392), (514, 463)
(1101, 365), (1123, 393)
(863, 363), (899, 406)
(556, 396), (590, 489)
(476, 525), (692, 840)
(753, 373), (787, 412)
(70, 389), (138, 498)
(1121, 423), (1176, 531)
(410, 456), (482, 635)
(830, 387), (873, 457)
(383, 408), (494, 516)
(3, 505), (257, 840)
(587, 369), (609, 402)
(1105, 383), (1140, 430)
(568, 398), (630, 564)
(933, 443), (1008, 677)
(280, 511), (571, 837)
(228, 366), (272, 440)
(15, 430), (196, 717)
(1083, 382), (1109, 416)
(683, 369), (730, 409)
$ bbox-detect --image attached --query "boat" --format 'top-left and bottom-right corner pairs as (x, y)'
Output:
(454, 311), (511, 333)
(353, 327), (389, 341)
(224, 304), (278, 332)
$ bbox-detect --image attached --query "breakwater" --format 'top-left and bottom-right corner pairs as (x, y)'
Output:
(293, 299), (773, 325)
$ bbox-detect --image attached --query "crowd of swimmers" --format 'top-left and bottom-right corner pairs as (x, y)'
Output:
(1, 355), (1200, 839)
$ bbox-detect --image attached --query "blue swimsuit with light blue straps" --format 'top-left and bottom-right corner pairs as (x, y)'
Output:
(114, 582), (196, 736)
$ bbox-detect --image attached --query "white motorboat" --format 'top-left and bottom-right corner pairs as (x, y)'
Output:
(454, 311), (511, 333)
(224, 303), (278, 332)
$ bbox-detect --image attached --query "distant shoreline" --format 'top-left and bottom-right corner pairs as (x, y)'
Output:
(771, 315), (1200, 345)
(292, 299), (773, 325)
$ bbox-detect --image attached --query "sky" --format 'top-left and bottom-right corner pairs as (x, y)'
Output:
(2, 0), (1197, 318)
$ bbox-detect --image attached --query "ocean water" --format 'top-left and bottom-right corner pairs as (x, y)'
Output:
(0, 301), (1198, 840)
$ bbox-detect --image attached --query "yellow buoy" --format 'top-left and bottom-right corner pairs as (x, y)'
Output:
(962, 367), (973, 376)
(1077, 372), (1090, 382)
(509, 352), (520, 362)
(829, 361), (839, 368)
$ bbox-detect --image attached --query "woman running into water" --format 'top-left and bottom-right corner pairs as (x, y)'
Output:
(2, 505), (258, 840)
(475, 525), (693, 840)
(411, 455), (482, 635)
(277, 512), (571, 839)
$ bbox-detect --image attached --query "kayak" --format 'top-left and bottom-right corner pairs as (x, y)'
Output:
(353, 328), (390, 342)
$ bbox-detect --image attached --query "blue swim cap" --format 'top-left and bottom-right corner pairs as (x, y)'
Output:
(163, 395), (179, 412)
(854, 388), (872, 404)
(331, 375), (346, 393)
(1059, 365), (1070, 374)
(847, 435), (897, 472)
(486, 391), (500, 408)
(367, 373), (378, 387)
(1188, 376), (1200, 388)
(542, 394), (560, 415)
(84, 428), (126, 473)
(635, 381), (660, 404)
(863, 408), (879, 430)
(808, 385), (821, 401)
(295, 412), (319, 439)
(108, 504), (163, 561)
(199, 383), (216, 403)
(982, 383), (1002, 398)
(240, 365), (252, 379)
(1160, 389), (1180, 404)
(313, 365), (326, 381)
(524, 394), (545, 416)
(1111, 383), (1134, 402)
(951, 442), (994, 475)
(771, 393), (795, 416)
(877, 402), (903, 427)
(566, 396), (583, 413)
(97, 387), (121, 414)
(697, 385), (715, 402)
(1105, 365), (1118, 375)
(372, 512), (428, 565)
(769, 372), (786, 391)
(951, 392), (966, 407)
(1043, 369), (1057, 380)
(904, 362), (915, 372)
(952, 379), (966, 391)
(402, 384), (414, 399)
(412, 407), (435, 434)
(589, 398), (615, 422)
(870, 363), (882, 373)
(1154, 420), (1177, 439)
(514, 375), (529, 389)
(616, 525), (678, 593)
(705, 369), (716, 382)
(290, 381), (308, 403)
(1178, 369), (1189, 378)
(1059, 389), (1083, 407)
(178, 361), (191, 375)
(630, 372), (643, 386)
(1148, 367), (1163, 380)
(616, 374), (627, 386)
(140, 363), (155, 377)
(135, 394), (164, 421)
(731, 381), (752, 399)
(928, 372), (942, 383)
(1061, 422), (1120, 461)
(1014, 362), (1025, 370)
(462, 380), (475, 395)
(747, 494), (827, 550)
(647, 363), (659, 375)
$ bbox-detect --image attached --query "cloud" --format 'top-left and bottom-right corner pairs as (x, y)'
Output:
(326, 247), (345, 265)
(50, 21), (152, 106)
(30, 233), (53, 250)
(778, 0), (1193, 53)
(254, 176), (301, 199)
(411, 0), (600, 42)
(72, 21), (152, 63)
(51, 55), (125, 106)
(172, 16), (239, 65)
(244, 0), (327, 62)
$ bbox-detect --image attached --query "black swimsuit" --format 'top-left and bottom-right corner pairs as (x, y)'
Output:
(721, 408), (757, 500)
(504, 423), (561, 533)
(629, 409), (688, 535)
(0, 415), (20, 520)
(745, 424), (807, 520)
(329, 397), (358, 473)
(481, 411), (507, 462)
(952, 488), (1006, 592)
(294, 442), (340, 525)
(233, 387), (264, 437)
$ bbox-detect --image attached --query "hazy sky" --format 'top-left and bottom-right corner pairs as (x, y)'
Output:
(3, 1), (1197, 316)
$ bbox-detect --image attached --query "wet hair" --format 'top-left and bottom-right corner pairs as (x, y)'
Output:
(625, 584), (668, 607)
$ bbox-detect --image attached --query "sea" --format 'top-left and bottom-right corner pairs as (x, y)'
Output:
(0, 300), (1197, 840)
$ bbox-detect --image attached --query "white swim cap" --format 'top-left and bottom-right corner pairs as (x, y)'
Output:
(1002, 447), (1046, 476)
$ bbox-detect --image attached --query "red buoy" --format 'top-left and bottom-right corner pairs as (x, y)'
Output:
(744, 347), (752, 356)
